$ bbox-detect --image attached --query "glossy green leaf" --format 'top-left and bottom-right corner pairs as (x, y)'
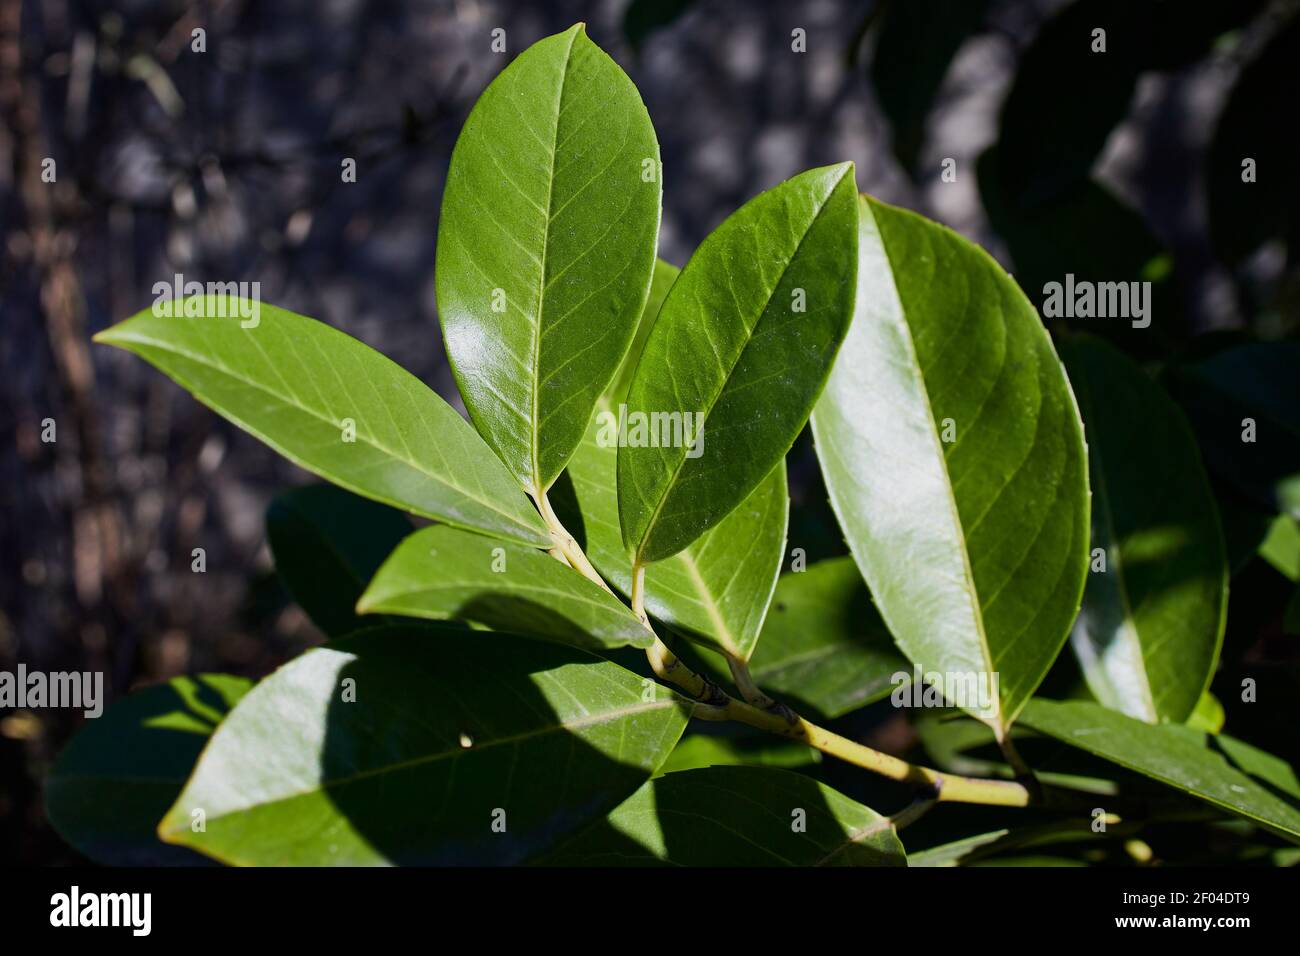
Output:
(160, 627), (689, 865)
(608, 258), (680, 406)
(1020, 699), (1300, 843)
(812, 195), (1089, 734)
(267, 484), (412, 636)
(618, 163), (859, 564)
(1060, 337), (1227, 724)
(658, 734), (820, 776)
(1215, 734), (1300, 802)
(357, 525), (653, 651)
(569, 419), (787, 659)
(562, 273), (789, 660)
(543, 766), (905, 866)
(95, 297), (550, 548)
(46, 674), (251, 866)
(436, 24), (662, 496)
(744, 558), (908, 719)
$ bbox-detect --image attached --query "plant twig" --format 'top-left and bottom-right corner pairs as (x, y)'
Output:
(727, 657), (778, 710)
(538, 494), (1034, 808)
(995, 725), (1043, 802)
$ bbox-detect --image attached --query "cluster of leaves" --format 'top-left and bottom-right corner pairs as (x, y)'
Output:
(47, 21), (1300, 867)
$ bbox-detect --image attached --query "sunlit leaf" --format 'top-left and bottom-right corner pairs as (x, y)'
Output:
(436, 24), (662, 495)
(812, 195), (1089, 734)
(619, 163), (859, 563)
(95, 298), (550, 548)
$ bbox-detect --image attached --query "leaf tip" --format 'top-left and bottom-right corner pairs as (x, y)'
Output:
(155, 811), (186, 846)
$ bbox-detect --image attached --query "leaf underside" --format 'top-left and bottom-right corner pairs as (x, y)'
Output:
(358, 524), (654, 651)
(812, 194), (1090, 733)
(1060, 337), (1227, 724)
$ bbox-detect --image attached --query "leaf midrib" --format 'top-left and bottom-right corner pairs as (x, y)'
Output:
(530, 27), (580, 496)
(369, 578), (642, 621)
(870, 202), (1002, 729)
(676, 548), (742, 657)
(814, 816), (896, 866)
(107, 330), (538, 540)
(167, 696), (676, 833)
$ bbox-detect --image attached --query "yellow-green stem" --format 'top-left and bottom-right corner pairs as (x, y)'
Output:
(727, 657), (777, 709)
(539, 496), (1033, 808)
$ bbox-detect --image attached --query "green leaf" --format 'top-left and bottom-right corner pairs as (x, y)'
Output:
(1215, 735), (1300, 802)
(608, 258), (680, 406)
(542, 766), (905, 866)
(1260, 515), (1300, 581)
(1187, 691), (1226, 734)
(1020, 699), (1300, 843)
(563, 305), (789, 660)
(907, 830), (1013, 868)
(618, 163), (859, 564)
(557, 253), (788, 661)
(1060, 336), (1228, 724)
(436, 24), (662, 496)
(357, 525), (653, 651)
(159, 627), (688, 865)
(569, 422), (787, 659)
(46, 674), (251, 866)
(267, 484), (412, 636)
(812, 195), (1090, 734)
(658, 734), (820, 776)
(95, 297), (550, 548)
(907, 820), (1108, 868)
(744, 557), (908, 719)
(569, 421), (780, 660)
(915, 712), (1125, 795)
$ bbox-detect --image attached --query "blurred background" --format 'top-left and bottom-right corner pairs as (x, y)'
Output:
(2, 0), (1297, 864)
